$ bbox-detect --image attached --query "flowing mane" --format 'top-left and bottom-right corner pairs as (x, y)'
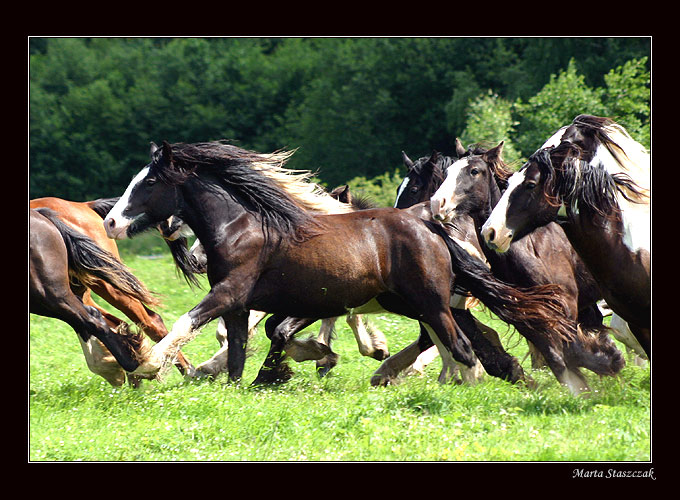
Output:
(152, 141), (352, 242)
(529, 115), (650, 216)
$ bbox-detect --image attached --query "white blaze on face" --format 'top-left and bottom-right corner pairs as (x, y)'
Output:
(481, 169), (527, 252)
(104, 166), (150, 239)
(430, 158), (469, 221)
(394, 176), (411, 207)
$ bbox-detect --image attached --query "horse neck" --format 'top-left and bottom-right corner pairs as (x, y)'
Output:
(471, 175), (503, 232)
(178, 178), (254, 247)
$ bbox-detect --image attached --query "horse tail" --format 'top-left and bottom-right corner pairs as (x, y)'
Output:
(34, 208), (159, 307)
(86, 197), (120, 219)
(165, 237), (204, 289)
(426, 221), (577, 346)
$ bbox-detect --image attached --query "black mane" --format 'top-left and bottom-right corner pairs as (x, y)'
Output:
(152, 141), (325, 242)
(528, 116), (648, 216)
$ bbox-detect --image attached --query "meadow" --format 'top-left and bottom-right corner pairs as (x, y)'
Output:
(28, 235), (651, 462)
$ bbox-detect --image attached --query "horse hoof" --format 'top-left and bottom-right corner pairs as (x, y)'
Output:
(371, 349), (390, 361)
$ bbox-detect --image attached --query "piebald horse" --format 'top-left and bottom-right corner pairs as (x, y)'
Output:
(481, 115), (650, 358)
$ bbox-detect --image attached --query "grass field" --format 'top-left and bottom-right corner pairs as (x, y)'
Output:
(28, 240), (652, 462)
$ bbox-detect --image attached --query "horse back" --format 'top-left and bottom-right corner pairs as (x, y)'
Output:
(30, 197), (120, 258)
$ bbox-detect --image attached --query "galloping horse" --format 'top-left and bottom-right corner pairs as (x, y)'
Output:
(481, 115), (650, 358)
(415, 142), (624, 393)
(30, 196), (195, 380)
(158, 184), (390, 378)
(103, 141), (575, 385)
(30, 208), (153, 383)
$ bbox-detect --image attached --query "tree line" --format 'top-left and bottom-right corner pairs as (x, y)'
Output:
(29, 37), (650, 206)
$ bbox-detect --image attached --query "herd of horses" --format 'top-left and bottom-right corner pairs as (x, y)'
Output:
(29, 114), (650, 396)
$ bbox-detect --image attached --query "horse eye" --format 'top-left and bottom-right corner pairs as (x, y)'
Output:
(525, 180), (537, 189)
(145, 177), (157, 186)
(470, 168), (479, 176)
(409, 186), (420, 194)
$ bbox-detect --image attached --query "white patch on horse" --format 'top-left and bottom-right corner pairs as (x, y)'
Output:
(394, 176), (411, 207)
(541, 126), (568, 149)
(104, 166), (150, 239)
(430, 158), (468, 220)
(483, 169), (526, 234)
(591, 142), (650, 253)
(134, 312), (200, 376)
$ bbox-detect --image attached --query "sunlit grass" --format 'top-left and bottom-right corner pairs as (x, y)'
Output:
(29, 253), (651, 462)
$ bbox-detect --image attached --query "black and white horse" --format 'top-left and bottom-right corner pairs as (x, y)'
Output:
(480, 115), (650, 358)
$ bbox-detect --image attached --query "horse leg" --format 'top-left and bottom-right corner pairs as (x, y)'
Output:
(77, 334), (127, 386)
(452, 308), (528, 385)
(346, 313), (390, 361)
(371, 323), (435, 386)
(253, 315), (318, 385)
(314, 317), (340, 377)
(223, 310), (250, 381)
(131, 282), (247, 378)
(195, 317), (231, 378)
(89, 280), (196, 376)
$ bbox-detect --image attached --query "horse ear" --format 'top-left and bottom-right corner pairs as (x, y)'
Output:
(402, 151), (414, 170)
(161, 140), (174, 163)
(424, 151), (440, 172)
(455, 138), (466, 158)
(150, 142), (159, 157)
(484, 141), (504, 161)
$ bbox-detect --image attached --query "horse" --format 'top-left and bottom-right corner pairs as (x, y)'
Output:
(30, 196), (195, 381)
(480, 115), (650, 358)
(411, 142), (624, 393)
(30, 208), (154, 384)
(158, 184), (390, 378)
(180, 184), (500, 385)
(103, 140), (576, 386)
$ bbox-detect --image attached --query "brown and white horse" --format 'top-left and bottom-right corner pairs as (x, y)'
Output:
(480, 115), (650, 358)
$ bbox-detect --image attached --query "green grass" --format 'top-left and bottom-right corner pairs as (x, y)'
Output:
(29, 251), (651, 462)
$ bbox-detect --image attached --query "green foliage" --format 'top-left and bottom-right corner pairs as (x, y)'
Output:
(30, 38), (650, 202)
(459, 91), (522, 166)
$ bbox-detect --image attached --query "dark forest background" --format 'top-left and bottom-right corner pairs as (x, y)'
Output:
(29, 37), (650, 206)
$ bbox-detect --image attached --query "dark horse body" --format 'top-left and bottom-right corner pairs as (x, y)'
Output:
(406, 141), (623, 393)
(481, 115), (650, 358)
(30, 208), (153, 381)
(30, 196), (194, 381)
(104, 141), (575, 385)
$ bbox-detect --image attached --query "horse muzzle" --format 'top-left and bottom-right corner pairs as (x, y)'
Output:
(480, 223), (513, 253)
(104, 216), (130, 240)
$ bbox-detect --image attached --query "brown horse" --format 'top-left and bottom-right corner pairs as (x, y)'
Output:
(30, 196), (195, 381)
(30, 208), (153, 383)
(481, 115), (650, 358)
(103, 141), (577, 386)
(427, 141), (624, 393)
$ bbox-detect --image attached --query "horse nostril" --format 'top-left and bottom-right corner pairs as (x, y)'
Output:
(106, 218), (115, 229)
(487, 228), (496, 242)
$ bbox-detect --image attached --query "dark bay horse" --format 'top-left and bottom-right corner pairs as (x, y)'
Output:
(30, 208), (154, 383)
(408, 142), (624, 393)
(481, 115), (650, 358)
(30, 196), (195, 380)
(103, 141), (575, 385)
(159, 184), (390, 378)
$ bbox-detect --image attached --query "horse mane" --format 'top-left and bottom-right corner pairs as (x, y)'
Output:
(154, 141), (350, 242)
(529, 115), (650, 216)
(86, 197), (120, 219)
